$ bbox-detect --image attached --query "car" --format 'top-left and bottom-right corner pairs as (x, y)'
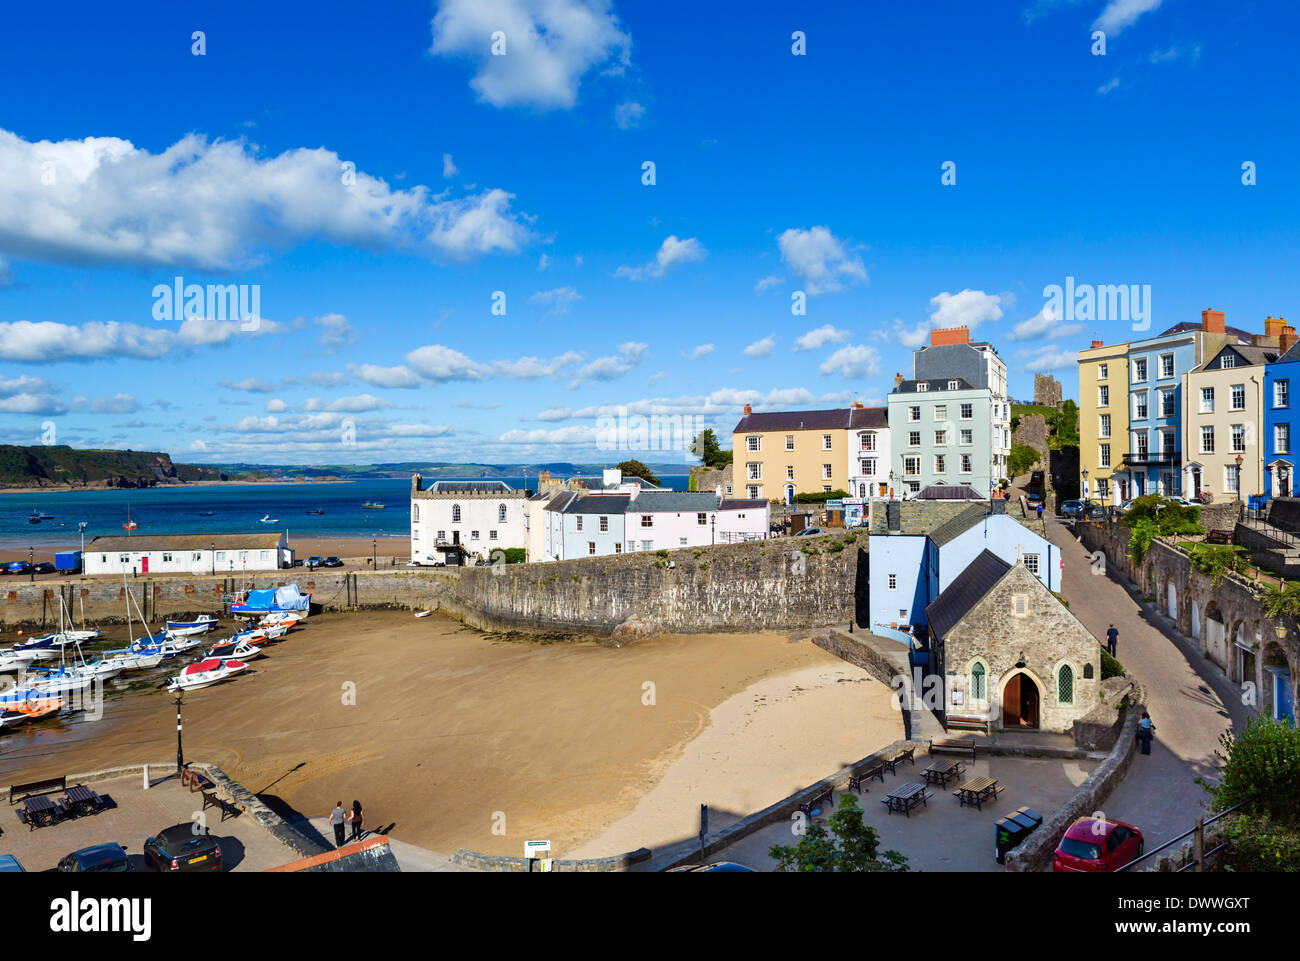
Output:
(1053, 817), (1143, 872)
(322, 556), (344, 568)
(33, 562), (56, 575)
(1059, 499), (1086, 519)
(306, 555), (323, 568)
(667, 861), (757, 872)
(0, 855), (25, 872)
(292, 559), (304, 567)
(143, 824), (223, 872)
(57, 843), (134, 873)
(1085, 505), (1108, 520)
(5, 561), (31, 575)
(794, 527), (824, 537)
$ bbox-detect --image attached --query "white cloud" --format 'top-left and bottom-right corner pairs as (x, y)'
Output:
(535, 406), (573, 421)
(0, 129), (535, 270)
(1008, 305), (1062, 341)
(221, 377), (276, 393)
(744, 335), (776, 357)
(315, 312), (354, 351)
(442, 153), (459, 178)
(0, 374), (51, 396)
(1014, 344), (1078, 372)
(347, 363), (423, 389)
(498, 425), (603, 445)
(777, 226), (867, 295)
(614, 235), (706, 280)
(929, 289), (1004, 332)
(495, 351), (584, 378)
(530, 286), (582, 315)
(430, 0), (631, 110)
(754, 274), (783, 294)
(0, 317), (281, 363)
(0, 392), (65, 414)
(818, 345), (881, 379)
(567, 341), (647, 387)
(265, 398), (288, 412)
(685, 343), (715, 359)
(793, 324), (850, 352)
(304, 371), (350, 388)
(326, 394), (390, 412)
(386, 422), (455, 437)
(615, 101), (645, 129)
(89, 393), (138, 414)
(1093, 0), (1163, 34)
(404, 344), (490, 382)
(1098, 76), (1120, 95)
(537, 253), (551, 271)
(400, 344), (587, 384)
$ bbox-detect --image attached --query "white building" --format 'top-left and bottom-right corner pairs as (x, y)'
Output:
(84, 532), (291, 576)
(847, 403), (891, 500)
(410, 476), (529, 564)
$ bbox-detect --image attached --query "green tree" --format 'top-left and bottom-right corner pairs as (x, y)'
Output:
(1206, 716), (1300, 823)
(770, 792), (909, 872)
(691, 428), (732, 468)
(1049, 400), (1079, 449)
(1008, 444), (1039, 478)
(615, 460), (660, 485)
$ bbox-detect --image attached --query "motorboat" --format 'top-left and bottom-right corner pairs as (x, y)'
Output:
(38, 512), (53, 520)
(257, 514), (278, 524)
(198, 511), (215, 517)
(305, 509), (324, 515)
(165, 657), (247, 692)
(0, 650), (38, 673)
(103, 646), (169, 671)
(361, 500), (386, 509)
(0, 690), (63, 728)
(259, 611), (306, 627)
(23, 666), (95, 696)
(229, 584), (311, 616)
(165, 615), (219, 636)
(122, 507), (138, 531)
(28, 511), (40, 524)
(229, 623), (288, 646)
(11, 635), (61, 661)
(205, 638), (262, 660)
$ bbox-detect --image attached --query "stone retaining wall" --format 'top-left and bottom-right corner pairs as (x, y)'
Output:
(450, 847), (651, 873)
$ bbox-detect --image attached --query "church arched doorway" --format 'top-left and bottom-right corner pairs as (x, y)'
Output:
(1002, 671), (1041, 729)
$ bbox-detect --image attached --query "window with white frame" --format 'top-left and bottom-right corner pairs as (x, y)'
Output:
(576, 516), (583, 531)
(1160, 354), (1174, 378)
(785, 434), (794, 450)
(1200, 387), (1215, 413)
(1024, 553), (1040, 574)
(747, 485), (760, 499)
(934, 454), (946, 473)
(1220, 353), (1236, 369)
(1232, 424), (1246, 452)
(960, 429), (973, 445)
(1277, 423), (1291, 454)
(1231, 384), (1246, 411)
(903, 456), (921, 476)
(909, 431), (921, 447)
(861, 458), (877, 475)
(1225, 465), (1241, 493)
(1133, 431), (1149, 457)
(916, 382), (928, 392)
(600, 516), (609, 532)
(948, 380), (959, 390)
(1098, 385), (1109, 407)
(1276, 380), (1290, 408)
(860, 433), (876, 451)
(1133, 357), (1147, 382)
(822, 463), (832, 480)
(1099, 444), (1111, 468)
(960, 403), (973, 419)
(641, 515), (653, 527)
(909, 405), (921, 422)
(934, 405), (947, 420)
(588, 542), (596, 555)
(1161, 429), (1176, 457)
(1161, 389), (1176, 418)
(888, 573), (897, 590)
(822, 433), (833, 450)
(747, 462), (762, 480)
(1201, 426), (1215, 453)
(934, 430), (948, 446)
(489, 530), (498, 541)
(960, 454), (972, 473)
(747, 435), (761, 451)
(1133, 391), (1148, 419)
(823, 485), (832, 493)
(786, 465), (794, 481)
(1099, 414), (1111, 438)
(1098, 363), (1108, 380)
(697, 513), (707, 525)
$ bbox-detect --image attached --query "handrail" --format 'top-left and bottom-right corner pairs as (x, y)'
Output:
(1114, 797), (1254, 872)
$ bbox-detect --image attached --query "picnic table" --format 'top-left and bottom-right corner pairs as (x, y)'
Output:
(20, 794), (64, 830)
(921, 758), (964, 787)
(880, 782), (930, 817)
(953, 776), (1000, 810)
(61, 784), (102, 818)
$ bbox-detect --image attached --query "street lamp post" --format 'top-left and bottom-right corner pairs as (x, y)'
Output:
(1235, 453), (1244, 503)
(210, 542), (215, 577)
(1082, 468), (1090, 507)
(28, 546), (33, 583)
(173, 689), (185, 776)
(372, 538), (377, 570)
(78, 522), (87, 556)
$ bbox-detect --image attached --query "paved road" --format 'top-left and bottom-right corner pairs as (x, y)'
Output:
(1046, 514), (1249, 851)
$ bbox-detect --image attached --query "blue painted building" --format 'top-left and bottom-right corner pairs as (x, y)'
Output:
(1115, 328), (1197, 498)
(1263, 338), (1300, 498)
(867, 502), (1056, 645)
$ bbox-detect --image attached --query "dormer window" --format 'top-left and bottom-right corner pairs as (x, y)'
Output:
(948, 380), (958, 390)
(916, 382), (928, 392)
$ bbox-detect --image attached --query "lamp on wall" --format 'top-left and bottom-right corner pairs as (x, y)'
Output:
(1081, 468), (1089, 506)
(1276, 624), (1288, 641)
(1235, 453), (1244, 502)
(1015, 652), (1027, 669)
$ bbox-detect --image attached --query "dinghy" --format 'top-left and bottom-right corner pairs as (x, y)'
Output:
(205, 639), (262, 660)
(165, 615), (219, 636)
(166, 657), (247, 692)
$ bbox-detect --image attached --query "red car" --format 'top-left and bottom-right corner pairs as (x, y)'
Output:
(1053, 817), (1143, 872)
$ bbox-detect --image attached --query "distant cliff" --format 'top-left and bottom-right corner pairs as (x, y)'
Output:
(0, 445), (227, 489)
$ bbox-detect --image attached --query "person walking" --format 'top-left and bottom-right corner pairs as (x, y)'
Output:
(349, 800), (365, 842)
(1138, 712), (1154, 755)
(1036, 502), (1044, 520)
(330, 801), (347, 847)
(1105, 624), (1118, 657)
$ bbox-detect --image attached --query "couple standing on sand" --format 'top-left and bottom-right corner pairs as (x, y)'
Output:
(329, 800), (365, 847)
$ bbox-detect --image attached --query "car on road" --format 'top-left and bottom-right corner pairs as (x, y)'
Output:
(143, 825), (223, 872)
(1059, 499), (1086, 519)
(306, 555), (324, 569)
(322, 556), (344, 568)
(33, 562), (56, 575)
(292, 558), (304, 567)
(57, 843), (134, 873)
(1053, 817), (1143, 872)
(0, 854), (25, 872)
(794, 527), (824, 537)
(5, 561), (31, 575)
(667, 861), (757, 872)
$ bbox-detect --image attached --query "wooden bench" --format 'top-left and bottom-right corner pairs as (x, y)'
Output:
(8, 776), (66, 805)
(848, 762), (886, 794)
(929, 736), (977, 761)
(1206, 530), (1233, 545)
(201, 790), (237, 822)
(946, 714), (990, 734)
(882, 747), (916, 775)
(797, 784), (836, 821)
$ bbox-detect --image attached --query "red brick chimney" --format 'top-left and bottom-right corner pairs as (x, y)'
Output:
(1265, 316), (1286, 339)
(1202, 309), (1226, 333)
(742, 404), (752, 415)
(1091, 339), (1104, 349)
(894, 372), (905, 389)
(1280, 326), (1298, 354)
(851, 401), (864, 409)
(930, 325), (971, 346)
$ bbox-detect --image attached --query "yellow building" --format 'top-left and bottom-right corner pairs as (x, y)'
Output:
(731, 403), (878, 501)
(1077, 338), (1130, 504)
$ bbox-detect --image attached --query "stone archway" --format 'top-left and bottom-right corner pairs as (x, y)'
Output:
(1204, 603), (1227, 669)
(1000, 670), (1042, 729)
(1233, 622), (1252, 684)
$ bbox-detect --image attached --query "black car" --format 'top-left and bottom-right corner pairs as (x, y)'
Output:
(322, 556), (344, 568)
(57, 843), (134, 873)
(33, 562), (56, 575)
(144, 824), (223, 872)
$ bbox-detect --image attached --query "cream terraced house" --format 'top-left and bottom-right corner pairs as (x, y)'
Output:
(732, 402), (883, 502)
(1182, 342), (1278, 502)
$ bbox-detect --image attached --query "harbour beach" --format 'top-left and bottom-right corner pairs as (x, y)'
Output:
(0, 609), (900, 859)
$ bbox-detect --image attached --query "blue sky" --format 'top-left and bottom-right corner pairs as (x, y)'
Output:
(1, 0), (1297, 465)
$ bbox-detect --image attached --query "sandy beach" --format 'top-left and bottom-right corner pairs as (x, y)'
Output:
(0, 610), (900, 858)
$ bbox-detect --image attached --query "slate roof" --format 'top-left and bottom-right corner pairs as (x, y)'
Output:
(567, 494), (632, 515)
(627, 491), (721, 512)
(88, 533), (284, 552)
(1158, 322), (1254, 343)
(925, 550), (1012, 640)
(1276, 340), (1300, 364)
(720, 498), (768, 510)
(428, 480), (514, 493)
(1201, 344), (1278, 370)
(543, 491), (579, 513)
(848, 406), (888, 429)
(927, 504), (993, 547)
(915, 484), (985, 501)
(892, 378), (976, 393)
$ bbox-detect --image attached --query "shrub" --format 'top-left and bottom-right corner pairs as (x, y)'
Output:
(1204, 716), (1300, 823)
(769, 792), (909, 872)
(1261, 580), (1300, 620)
(1008, 444), (1039, 478)
(1188, 545), (1246, 586)
(794, 490), (848, 504)
(1100, 646), (1124, 679)
(501, 548), (526, 564)
(1219, 814), (1300, 872)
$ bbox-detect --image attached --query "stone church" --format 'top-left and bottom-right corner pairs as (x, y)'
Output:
(926, 551), (1100, 733)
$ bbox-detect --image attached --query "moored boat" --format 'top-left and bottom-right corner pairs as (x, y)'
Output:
(165, 657), (247, 692)
(229, 584), (310, 616)
(205, 639), (262, 660)
(259, 610), (306, 627)
(0, 650), (38, 673)
(165, 615), (219, 636)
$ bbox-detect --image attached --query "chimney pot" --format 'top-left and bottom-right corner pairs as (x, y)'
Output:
(929, 325), (971, 346)
(1202, 309), (1226, 334)
(742, 404), (752, 415)
(1280, 326), (1298, 354)
(1090, 339), (1104, 349)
